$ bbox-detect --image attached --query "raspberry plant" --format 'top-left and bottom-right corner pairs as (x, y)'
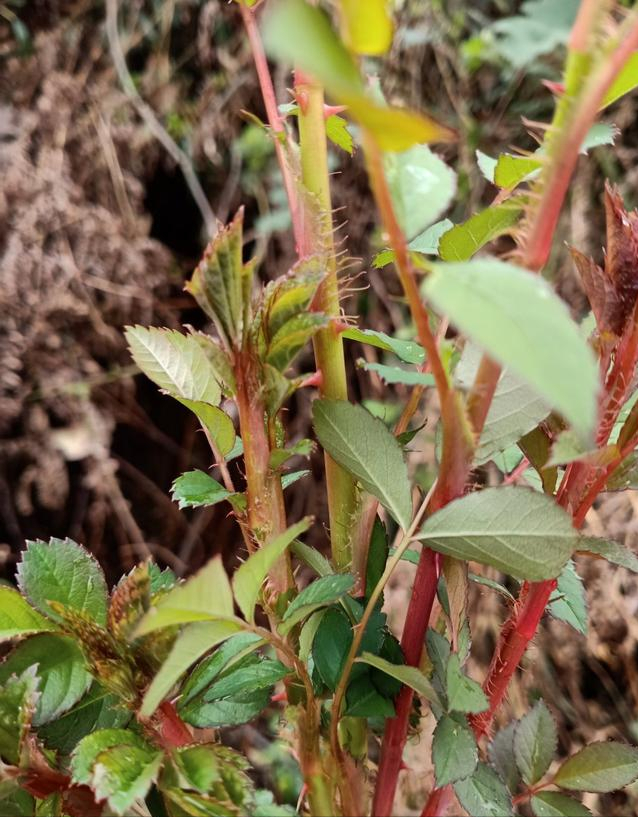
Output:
(3, 1), (638, 815)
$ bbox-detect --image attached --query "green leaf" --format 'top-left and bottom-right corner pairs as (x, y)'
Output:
(341, 327), (425, 364)
(606, 452), (638, 490)
(312, 400), (412, 530)
(179, 633), (264, 707)
(476, 150), (497, 183)
(357, 360), (434, 387)
(269, 438), (314, 469)
(233, 519), (310, 623)
(455, 344), (550, 465)
(299, 611), (326, 663)
(125, 327), (221, 405)
(71, 728), (149, 784)
(579, 537), (638, 573)
(433, 713), (478, 786)
(554, 741), (638, 792)
(468, 572), (515, 602)
(0, 634), (91, 726)
(446, 653), (488, 714)
(580, 122), (616, 152)
(494, 154), (541, 189)
(17, 538), (108, 625)
(409, 219), (454, 255)
(0, 588), (55, 641)
(171, 470), (235, 509)
(602, 53), (638, 108)
(365, 518), (388, 604)
(0, 667), (39, 765)
(290, 539), (333, 576)
(548, 561), (588, 635)
(355, 652), (439, 704)
(186, 211), (244, 346)
(312, 608), (352, 692)
(439, 201), (522, 262)
(263, 1), (455, 150)
(453, 762), (513, 817)
(417, 486), (576, 581)
(171, 744), (253, 806)
(531, 792), (593, 817)
(345, 674), (395, 717)
(280, 574), (355, 634)
(177, 401), (236, 457)
(91, 743), (164, 816)
(339, 0), (392, 55)
(487, 0), (579, 69)
(385, 145), (456, 240)
(281, 469), (311, 490)
(38, 685), (130, 755)
(195, 335), (237, 397)
(266, 313), (328, 371)
(423, 258), (598, 438)
(0, 789), (34, 817)
(326, 114), (353, 154)
(488, 722), (520, 793)
(135, 556), (235, 636)
(180, 689), (271, 729)
(201, 659), (289, 699)
(514, 700), (557, 785)
(140, 619), (243, 717)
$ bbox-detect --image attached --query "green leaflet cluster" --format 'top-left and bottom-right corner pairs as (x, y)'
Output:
(486, 700), (638, 816)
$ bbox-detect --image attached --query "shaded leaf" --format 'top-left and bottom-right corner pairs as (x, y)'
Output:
(355, 652), (439, 704)
(38, 685), (130, 756)
(488, 721), (520, 793)
(409, 219), (454, 255)
(266, 313), (328, 371)
(456, 344), (550, 466)
(579, 537), (638, 573)
(433, 713), (478, 786)
(514, 700), (557, 785)
(345, 674), (395, 717)
(312, 608), (352, 692)
(312, 399), (412, 530)
(417, 486), (576, 581)
(280, 574), (354, 634)
(446, 653), (488, 714)
(453, 762), (513, 817)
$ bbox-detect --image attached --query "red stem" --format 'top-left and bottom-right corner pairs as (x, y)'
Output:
(239, 3), (303, 251)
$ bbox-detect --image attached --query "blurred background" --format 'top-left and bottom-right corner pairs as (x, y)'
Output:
(1, 0), (638, 813)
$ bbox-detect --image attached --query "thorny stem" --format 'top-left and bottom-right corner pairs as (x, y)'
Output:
(421, 12), (638, 815)
(239, 2), (303, 249)
(234, 351), (291, 592)
(295, 69), (359, 572)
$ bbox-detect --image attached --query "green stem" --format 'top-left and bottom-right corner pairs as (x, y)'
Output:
(295, 70), (358, 572)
